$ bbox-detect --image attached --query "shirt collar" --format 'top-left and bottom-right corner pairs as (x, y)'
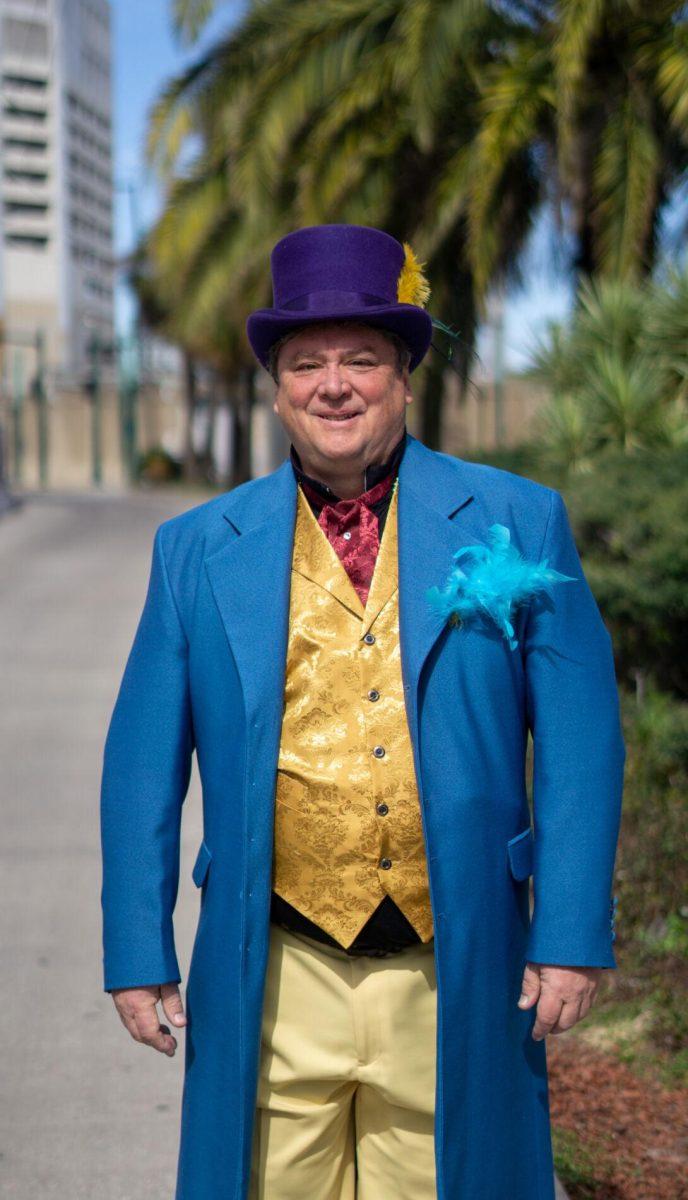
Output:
(289, 428), (407, 503)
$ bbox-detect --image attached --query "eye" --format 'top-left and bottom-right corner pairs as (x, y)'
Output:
(349, 358), (376, 368)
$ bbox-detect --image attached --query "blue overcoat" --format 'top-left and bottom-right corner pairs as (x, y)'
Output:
(100, 432), (625, 1200)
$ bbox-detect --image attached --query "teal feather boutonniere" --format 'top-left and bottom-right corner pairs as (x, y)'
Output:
(426, 524), (576, 651)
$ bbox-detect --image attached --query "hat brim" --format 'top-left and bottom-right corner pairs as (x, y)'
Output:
(246, 303), (433, 373)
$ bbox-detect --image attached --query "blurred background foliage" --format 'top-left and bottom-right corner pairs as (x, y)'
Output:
(143, 0), (687, 1080)
(138, 0), (688, 454)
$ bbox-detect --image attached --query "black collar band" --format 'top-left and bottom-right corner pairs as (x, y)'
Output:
(290, 428), (407, 503)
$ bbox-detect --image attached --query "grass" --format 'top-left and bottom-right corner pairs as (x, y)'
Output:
(552, 1126), (614, 1197)
(580, 955), (688, 1089)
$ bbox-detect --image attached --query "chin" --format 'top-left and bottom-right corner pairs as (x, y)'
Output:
(315, 437), (366, 461)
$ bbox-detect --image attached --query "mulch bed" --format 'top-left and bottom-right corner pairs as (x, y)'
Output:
(547, 1033), (688, 1199)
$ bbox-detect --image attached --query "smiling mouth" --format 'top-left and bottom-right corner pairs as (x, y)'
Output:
(317, 413), (361, 422)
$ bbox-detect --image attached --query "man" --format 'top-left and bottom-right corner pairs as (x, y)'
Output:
(100, 224), (625, 1200)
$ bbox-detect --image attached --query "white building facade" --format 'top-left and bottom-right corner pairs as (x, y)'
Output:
(0, 0), (113, 381)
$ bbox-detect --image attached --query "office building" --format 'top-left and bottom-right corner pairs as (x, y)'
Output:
(0, 0), (114, 380)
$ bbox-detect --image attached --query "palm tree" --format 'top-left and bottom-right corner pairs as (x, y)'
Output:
(144, 1), (531, 449)
(469, 0), (688, 287)
(138, 0), (688, 457)
(527, 272), (688, 472)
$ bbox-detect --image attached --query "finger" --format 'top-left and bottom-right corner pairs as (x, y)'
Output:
(118, 1010), (143, 1043)
(161, 984), (187, 1028)
(133, 1006), (177, 1056)
(113, 1000), (143, 1040)
(532, 995), (564, 1041)
(518, 962), (541, 1009)
(557, 990), (596, 1032)
(548, 998), (583, 1035)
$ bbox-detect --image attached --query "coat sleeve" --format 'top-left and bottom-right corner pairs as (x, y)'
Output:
(522, 489), (625, 969)
(100, 523), (194, 992)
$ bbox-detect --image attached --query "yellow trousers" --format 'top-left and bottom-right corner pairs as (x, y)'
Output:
(249, 924), (438, 1199)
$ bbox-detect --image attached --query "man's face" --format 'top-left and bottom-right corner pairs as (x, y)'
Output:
(273, 323), (413, 473)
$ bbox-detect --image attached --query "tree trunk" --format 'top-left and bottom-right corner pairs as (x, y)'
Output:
(231, 365), (255, 487)
(419, 355), (446, 450)
(182, 352), (202, 483)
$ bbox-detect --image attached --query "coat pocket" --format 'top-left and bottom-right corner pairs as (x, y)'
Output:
(192, 839), (213, 888)
(506, 826), (533, 881)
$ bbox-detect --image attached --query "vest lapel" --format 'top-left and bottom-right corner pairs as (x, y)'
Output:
(291, 486), (364, 622)
(361, 483), (399, 636)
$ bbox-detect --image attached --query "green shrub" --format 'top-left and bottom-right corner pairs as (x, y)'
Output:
(616, 689), (688, 948)
(136, 446), (182, 483)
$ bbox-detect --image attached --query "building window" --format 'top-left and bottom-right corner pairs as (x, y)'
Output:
(4, 167), (48, 183)
(2, 73), (48, 92)
(4, 233), (49, 248)
(4, 200), (49, 215)
(3, 137), (48, 153)
(3, 103), (47, 123)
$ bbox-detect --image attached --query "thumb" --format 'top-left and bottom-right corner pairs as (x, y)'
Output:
(161, 983), (187, 1027)
(518, 962), (541, 1009)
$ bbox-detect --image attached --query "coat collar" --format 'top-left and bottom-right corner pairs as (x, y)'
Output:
(219, 431), (473, 533)
(289, 426), (407, 503)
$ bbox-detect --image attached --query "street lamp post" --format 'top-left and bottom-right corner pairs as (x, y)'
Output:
(0, 326), (46, 514)
(84, 331), (103, 487)
(32, 329), (48, 488)
(116, 332), (140, 485)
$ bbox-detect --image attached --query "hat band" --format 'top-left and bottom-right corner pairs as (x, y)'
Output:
(279, 289), (390, 312)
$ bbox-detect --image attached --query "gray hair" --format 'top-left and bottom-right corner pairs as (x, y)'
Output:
(267, 320), (412, 383)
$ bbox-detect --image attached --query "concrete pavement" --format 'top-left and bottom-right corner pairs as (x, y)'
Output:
(0, 489), (208, 1200)
(0, 488), (569, 1199)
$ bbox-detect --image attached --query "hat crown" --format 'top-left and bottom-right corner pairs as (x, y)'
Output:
(271, 224), (405, 309)
(246, 222), (434, 372)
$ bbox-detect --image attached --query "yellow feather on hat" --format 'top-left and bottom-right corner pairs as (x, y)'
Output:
(396, 242), (431, 307)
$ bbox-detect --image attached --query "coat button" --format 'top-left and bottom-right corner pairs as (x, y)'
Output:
(376, 802), (389, 816)
(363, 633), (375, 645)
(379, 857), (392, 870)
(342, 531), (352, 540)
(373, 745), (385, 758)
(368, 689), (380, 701)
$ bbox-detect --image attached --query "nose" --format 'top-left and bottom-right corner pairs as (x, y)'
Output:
(317, 362), (352, 400)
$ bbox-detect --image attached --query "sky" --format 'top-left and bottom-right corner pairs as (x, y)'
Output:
(111, 0), (572, 373)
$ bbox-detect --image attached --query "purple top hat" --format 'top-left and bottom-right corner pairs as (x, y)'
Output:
(246, 224), (433, 372)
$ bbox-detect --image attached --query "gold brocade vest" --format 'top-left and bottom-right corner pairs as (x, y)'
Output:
(272, 480), (434, 949)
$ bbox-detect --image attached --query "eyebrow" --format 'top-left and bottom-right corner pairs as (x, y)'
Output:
(288, 345), (381, 363)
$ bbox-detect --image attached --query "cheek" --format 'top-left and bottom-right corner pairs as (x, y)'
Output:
(277, 386), (311, 416)
(356, 379), (404, 409)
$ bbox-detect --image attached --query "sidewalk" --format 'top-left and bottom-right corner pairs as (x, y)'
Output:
(1, 490), (207, 1199)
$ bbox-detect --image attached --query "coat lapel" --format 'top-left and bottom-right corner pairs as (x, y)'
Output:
(396, 434), (474, 705)
(204, 459), (297, 734)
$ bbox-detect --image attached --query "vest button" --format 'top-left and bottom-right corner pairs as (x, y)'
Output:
(368, 689), (380, 701)
(379, 857), (392, 870)
(376, 802), (389, 816)
(372, 745), (386, 758)
(342, 531), (352, 540)
(363, 633), (375, 645)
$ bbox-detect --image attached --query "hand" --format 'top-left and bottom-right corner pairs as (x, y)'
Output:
(111, 983), (187, 1056)
(517, 961), (602, 1040)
